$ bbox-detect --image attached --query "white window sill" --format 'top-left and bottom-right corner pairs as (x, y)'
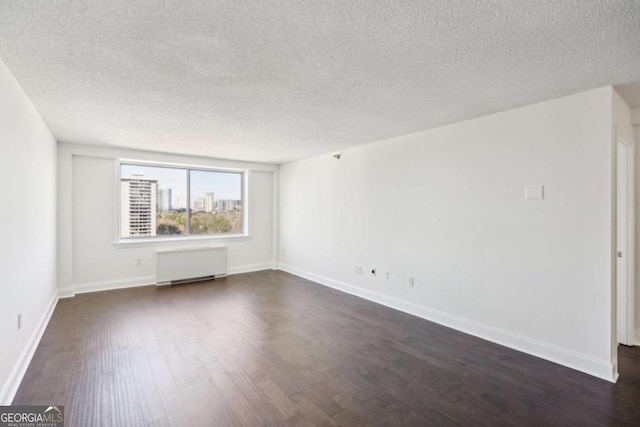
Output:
(113, 234), (251, 248)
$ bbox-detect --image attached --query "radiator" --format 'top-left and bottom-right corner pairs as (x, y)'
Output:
(156, 245), (227, 286)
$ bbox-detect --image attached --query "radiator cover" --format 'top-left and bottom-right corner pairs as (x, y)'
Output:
(156, 245), (227, 286)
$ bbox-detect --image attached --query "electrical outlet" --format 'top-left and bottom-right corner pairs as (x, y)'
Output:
(136, 258), (142, 266)
(371, 268), (376, 277)
(18, 313), (21, 330)
(354, 265), (363, 274)
(408, 277), (415, 287)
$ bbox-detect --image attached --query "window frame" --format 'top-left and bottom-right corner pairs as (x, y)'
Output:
(114, 159), (249, 247)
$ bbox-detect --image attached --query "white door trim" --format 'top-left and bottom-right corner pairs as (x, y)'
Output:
(617, 136), (635, 346)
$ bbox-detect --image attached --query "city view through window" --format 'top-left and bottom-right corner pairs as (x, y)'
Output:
(120, 164), (243, 238)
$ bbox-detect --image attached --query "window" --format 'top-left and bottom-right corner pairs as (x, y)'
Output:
(189, 170), (243, 235)
(119, 163), (244, 239)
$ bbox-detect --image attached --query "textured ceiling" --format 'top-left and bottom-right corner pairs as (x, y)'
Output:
(1, 1), (640, 164)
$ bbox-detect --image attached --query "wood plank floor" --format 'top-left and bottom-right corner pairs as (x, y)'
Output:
(13, 270), (640, 426)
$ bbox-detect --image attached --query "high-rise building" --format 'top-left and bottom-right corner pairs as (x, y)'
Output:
(157, 188), (172, 212)
(193, 198), (205, 211)
(214, 199), (241, 211)
(173, 196), (186, 210)
(121, 175), (157, 237)
(205, 192), (215, 212)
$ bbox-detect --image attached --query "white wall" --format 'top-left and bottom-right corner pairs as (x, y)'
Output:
(0, 58), (58, 403)
(58, 143), (277, 295)
(279, 87), (618, 381)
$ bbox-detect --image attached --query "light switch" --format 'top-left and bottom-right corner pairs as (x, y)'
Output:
(525, 185), (544, 200)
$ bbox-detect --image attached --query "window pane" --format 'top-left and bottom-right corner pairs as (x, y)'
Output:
(189, 170), (243, 235)
(120, 164), (187, 238)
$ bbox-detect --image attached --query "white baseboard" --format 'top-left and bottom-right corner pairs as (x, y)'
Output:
(278, 263), (616, 383)
(0, 291), (59, 405)
(73, 275), (156, 295)
(635, 331), (640, 346)
(227, 262), (275, 275)
(57, 286), (75, 298)
(61, 263), (276, 296)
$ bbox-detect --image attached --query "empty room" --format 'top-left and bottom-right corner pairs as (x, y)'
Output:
(2, 1), (640, 426)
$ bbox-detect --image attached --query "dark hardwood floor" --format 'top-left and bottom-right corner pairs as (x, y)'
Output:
(13, 270), (640, 426)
